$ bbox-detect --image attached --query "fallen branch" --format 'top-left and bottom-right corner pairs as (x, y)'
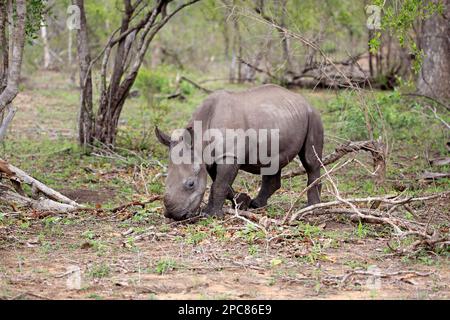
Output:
(0, 183), (78, 213)
(421, 171), (450, 180)
(0, 158), (80, 207)
(111, 195), (162, 213)
(340, 269), (433, 286)
(282, 140), (382, 179)
(289, 192), (448, 223)
(0, 158), (82, 213)
(430, 157), (450, 167)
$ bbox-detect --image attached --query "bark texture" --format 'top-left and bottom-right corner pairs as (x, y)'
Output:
(417, 0), (450, 101)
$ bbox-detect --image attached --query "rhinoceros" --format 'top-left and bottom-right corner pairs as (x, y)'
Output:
(156, 84), (324, 221)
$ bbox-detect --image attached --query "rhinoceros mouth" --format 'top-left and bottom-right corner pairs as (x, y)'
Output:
(164, 209), (200, 221)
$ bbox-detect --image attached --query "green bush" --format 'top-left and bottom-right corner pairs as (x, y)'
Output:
(135, 65), (195, 99)
(135, 66), (173, 97)
(328, 91), (424, 141)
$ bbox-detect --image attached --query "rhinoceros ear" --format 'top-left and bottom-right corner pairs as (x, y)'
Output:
(155, 127), (171, 147)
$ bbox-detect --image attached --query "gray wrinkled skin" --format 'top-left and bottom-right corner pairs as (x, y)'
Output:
(156, 84), (324, 221)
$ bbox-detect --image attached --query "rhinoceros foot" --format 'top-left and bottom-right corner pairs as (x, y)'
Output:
(232, 193), (252, 210)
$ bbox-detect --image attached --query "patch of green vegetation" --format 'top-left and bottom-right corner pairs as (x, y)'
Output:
(154, 258), (178, 275)
(248, 245), (259, 256)
(87, 293), (104, 300)
(298, 242), (328, 264)
(82, 230), (97, 240)
(355, 221), (370, 238)
(88, 263), (111, 279)
(266, 206), (285, 218)
(185, 225), (208, 245)
(297, 222), (323, 239)
(236, 224), (265, 245)
(344, 259), (368, 269)
(149, 182), (164, 194)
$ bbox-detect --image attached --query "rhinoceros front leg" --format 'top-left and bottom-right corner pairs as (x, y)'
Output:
(249, 170), (281, 209)
(207, 164), (251, 210)
(203, 164), (240, 217)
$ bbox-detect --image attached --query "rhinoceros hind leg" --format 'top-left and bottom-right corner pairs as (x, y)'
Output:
(249, 170), (281, 209)
(299, 143), (323, 206)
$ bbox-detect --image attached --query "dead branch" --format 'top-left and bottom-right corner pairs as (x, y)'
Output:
(0, 183), (78, 213)
(426, 105), (450, 130)
(179, 76), (213, 94)
(282, 140), (383, 179)
(430, 157), (450, 167)
(289, 192), (448, 223)
(111, 195), (162, 213)
(238, 57), (281, 82)
(0, 159), (80, 207)
(0, 158), (82, 212)
(282, 158), (354, 224)
(340, 269), (433, 286)
(421, 171), (450, 180)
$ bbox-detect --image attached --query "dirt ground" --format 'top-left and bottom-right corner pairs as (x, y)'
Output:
(1, 194), (448, 300)
(0, 71), (449, 300)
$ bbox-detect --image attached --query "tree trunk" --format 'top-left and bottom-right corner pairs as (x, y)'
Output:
(74, 0), (94, 148)
(279, 0), (292, 72)
(417, 0), (450, 101)
(0, 0), (26, 114)
(75, 0), (200, 148)
(0, 0), (8, 90)
(41, 24), (52, 69)
(368, 29), (374, 78)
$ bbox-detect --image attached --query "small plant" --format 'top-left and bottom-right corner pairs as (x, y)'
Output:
(82, 230), (96, 240)
(298, 222), (323, 239)
(88, 263), (111, 279)
(210, 223), (227, 240)
(355, 221), (370, 238)
(154, 259), (177, 275)
(344, 260), (368, 269)
(237, 224), (265, 245)
(149, 182), (164, 194)
(248, 245), (258, 256)
(185, 226), (208, 245)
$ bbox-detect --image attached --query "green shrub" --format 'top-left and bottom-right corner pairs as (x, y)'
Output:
(328, 91), (425, 141)
(135, 66), (172, 98)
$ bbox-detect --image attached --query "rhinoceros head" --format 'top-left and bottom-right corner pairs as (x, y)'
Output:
(155, 126), (207, 221)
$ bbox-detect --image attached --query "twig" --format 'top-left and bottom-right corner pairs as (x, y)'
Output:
(179, 76), (213, 94)
(111, 195), (162, 213)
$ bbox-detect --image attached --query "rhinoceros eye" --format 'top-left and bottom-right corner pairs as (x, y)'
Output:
(184, 177), (196, 190)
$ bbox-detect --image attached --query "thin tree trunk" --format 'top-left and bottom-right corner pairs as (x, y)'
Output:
(41, 24), (51, 69)
(74, 0), (94, 148)
(368, 29), (374, 78)
(417, 0), (450, 101)
(279, 0), (292, 72)
(68, 29), (73, 65)
(0, 0), (8, 90)
(0, 0), (26, 114)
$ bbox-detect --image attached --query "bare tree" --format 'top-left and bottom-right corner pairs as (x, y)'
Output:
(0, 0), (26, 139)
(417, 0), (450, 101)
(0, 0), (80, 212)
(75, 0), (200, 148)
